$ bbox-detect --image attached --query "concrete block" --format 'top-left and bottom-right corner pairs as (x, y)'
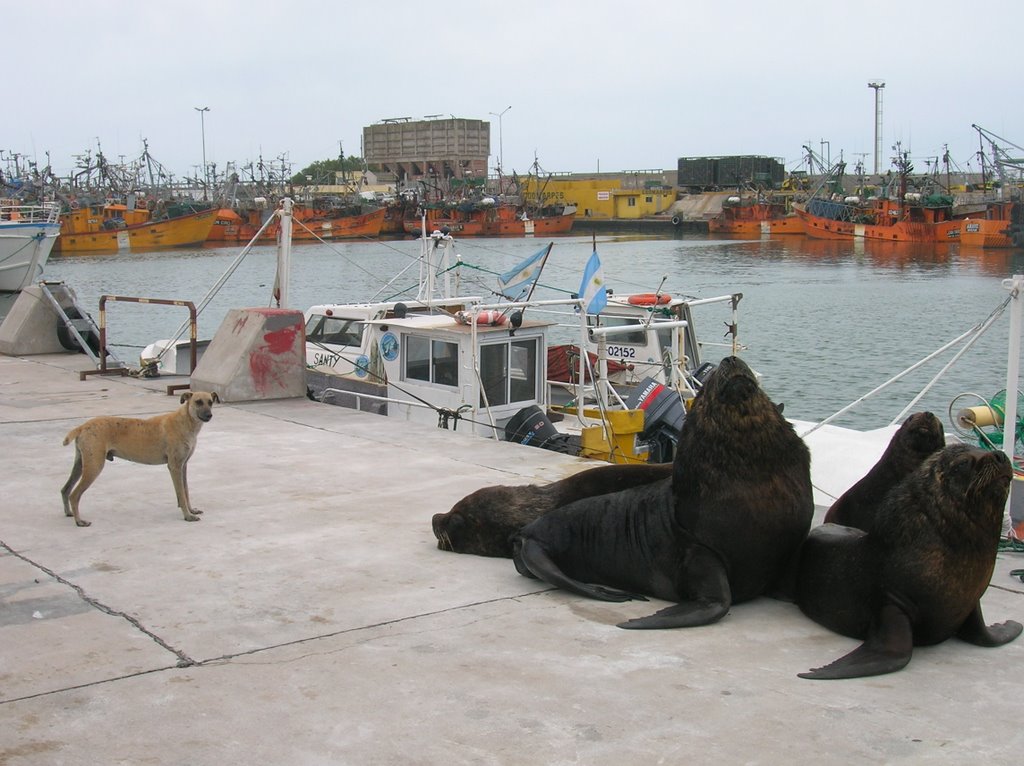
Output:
(0, 285), (74, 355)
(190, 308), (306, 402)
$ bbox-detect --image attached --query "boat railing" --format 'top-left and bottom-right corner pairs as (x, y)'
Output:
(0, 201), (61, 225)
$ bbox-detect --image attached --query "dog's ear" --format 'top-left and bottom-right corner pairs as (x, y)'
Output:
(180, 392), (194, 404)
(212, 392), (221, 404)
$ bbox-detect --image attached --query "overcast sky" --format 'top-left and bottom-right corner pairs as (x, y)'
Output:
(7, 0), (1021, 183)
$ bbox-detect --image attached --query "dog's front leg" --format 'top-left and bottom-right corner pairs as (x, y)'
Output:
(168, 459), (201, 521)
(181, 460), (202, 515)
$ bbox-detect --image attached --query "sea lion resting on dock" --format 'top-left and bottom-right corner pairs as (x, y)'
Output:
(797, 444), (1021, 679)
(511, 355), (814, 629)
(823, 410), (945, 531)
(432, 462), (673, 558)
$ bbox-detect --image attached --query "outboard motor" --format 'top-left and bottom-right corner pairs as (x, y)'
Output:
(691, 361), (717, 388)
(505, 405), (573, 454)
(626, 377), (687, 463)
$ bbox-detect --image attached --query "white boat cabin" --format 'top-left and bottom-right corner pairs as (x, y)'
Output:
(305, 301), (555, 439)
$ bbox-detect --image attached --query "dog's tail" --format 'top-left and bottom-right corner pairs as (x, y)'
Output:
(63, 425), (84, 446)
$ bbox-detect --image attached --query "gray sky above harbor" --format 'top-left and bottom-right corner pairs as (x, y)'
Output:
(8, 0), (1022, 184)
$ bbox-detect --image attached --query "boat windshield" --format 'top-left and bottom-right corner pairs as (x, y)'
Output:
(596, 316), (647, 344)
(306, 315), (365, 347)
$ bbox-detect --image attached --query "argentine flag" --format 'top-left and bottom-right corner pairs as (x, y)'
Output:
(498, 245), (549, 299)
(579, 250), (608, 314)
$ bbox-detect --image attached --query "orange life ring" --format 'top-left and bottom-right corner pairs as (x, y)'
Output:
(455, 309), (507, 326)
(627, 293), (671, 306)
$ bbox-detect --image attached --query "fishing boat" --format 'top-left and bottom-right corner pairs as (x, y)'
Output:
(206, 208), (248, 243)
(304, 228), (734, 465)
(794, 195), (962, 244)
(0, 200), (61, 291)
(282, 204), (385, 241)
(379, 195), (419, 236)
(960, 200), (1022, 249)
(208, 202), (385, 243)
(707, 195), (804, 236)
(401, 199), (575, 237)
(793, 153), (965, 244)
(54, 201), (217, 253)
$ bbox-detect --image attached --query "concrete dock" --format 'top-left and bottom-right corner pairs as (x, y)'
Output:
(2, 352), (1023, 765)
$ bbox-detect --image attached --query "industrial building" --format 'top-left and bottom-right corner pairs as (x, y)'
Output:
(518, 172), (677, 220)
(362, 117), (490, 185)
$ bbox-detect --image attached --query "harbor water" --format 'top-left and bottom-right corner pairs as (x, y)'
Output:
(41, 233), (1024, 431)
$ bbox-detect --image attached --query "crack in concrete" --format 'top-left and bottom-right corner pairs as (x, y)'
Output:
(0, 540), (553, 705)
(0, 538), (196, 669)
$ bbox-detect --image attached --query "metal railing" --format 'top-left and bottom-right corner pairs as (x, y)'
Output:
(86, 295), (198, 395)
(0, 201), (61, 224)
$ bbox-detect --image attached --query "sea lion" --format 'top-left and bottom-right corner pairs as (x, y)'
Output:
(823, 410), (945, 530)
(432, 462), (672, 557)
(512, 355), (814, 629)
(797, 444), (1021, 679)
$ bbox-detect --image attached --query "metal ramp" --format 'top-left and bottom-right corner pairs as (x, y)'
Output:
(36, 281), (125, 372)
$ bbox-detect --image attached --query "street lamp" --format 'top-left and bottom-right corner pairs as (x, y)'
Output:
(194, 106), (210, 197)
(488, 105), (511, 176)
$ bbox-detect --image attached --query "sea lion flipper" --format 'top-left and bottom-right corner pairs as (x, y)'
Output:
(799, 603), (914, 680)
(618, 547), (732, 629)
(513, 538), (645, 603)
(956, 603), (1024, 647)
(617, 599), (730, 630)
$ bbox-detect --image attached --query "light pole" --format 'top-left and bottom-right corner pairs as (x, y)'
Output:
(489, 105), (511, 177)
(868, 81), (885, 175)
(194, 106), (210, 198)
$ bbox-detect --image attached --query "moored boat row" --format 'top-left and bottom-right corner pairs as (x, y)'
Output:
(709, 162), (1022, 248)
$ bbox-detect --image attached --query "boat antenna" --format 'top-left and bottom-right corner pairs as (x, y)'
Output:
(641, 275), (669, 330)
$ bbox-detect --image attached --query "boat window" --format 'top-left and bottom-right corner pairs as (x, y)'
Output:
(404, 335), (458, 387)
(597, 316), (647, 344)
(480, 338), (539, 407)
(406, 336), (430, 381)
(509, 339), (538, 402)
(305, 315), (364, 347)
(431, 340), (458, 386)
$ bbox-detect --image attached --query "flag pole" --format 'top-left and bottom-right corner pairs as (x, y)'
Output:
(522, 242), (553, 303)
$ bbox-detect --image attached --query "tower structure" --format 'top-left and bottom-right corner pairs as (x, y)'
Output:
(868, 81), (885, 175)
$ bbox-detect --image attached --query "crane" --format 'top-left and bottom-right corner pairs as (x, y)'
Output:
(971, 124), (1024, 187)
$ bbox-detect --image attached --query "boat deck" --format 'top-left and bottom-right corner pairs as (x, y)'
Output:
(2, 352), (1023, 764)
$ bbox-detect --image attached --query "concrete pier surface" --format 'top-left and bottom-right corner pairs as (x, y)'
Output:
(2, 352), (1023, 765)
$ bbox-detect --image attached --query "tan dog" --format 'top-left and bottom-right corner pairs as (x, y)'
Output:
(60, 391), (220, 526)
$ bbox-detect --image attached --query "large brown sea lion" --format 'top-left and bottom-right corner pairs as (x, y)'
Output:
(511, 355), (814, 629)
(432, 462), (673, 558)
(797, 444), (1021, 679)
(823, 410), (945, 531)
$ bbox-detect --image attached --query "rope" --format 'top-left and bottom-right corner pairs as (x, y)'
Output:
(0, 232), (44, 264)
(890, 296), (1010, 424)
(308, 341), (506, 436)
(801, 297), (1011, 438)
